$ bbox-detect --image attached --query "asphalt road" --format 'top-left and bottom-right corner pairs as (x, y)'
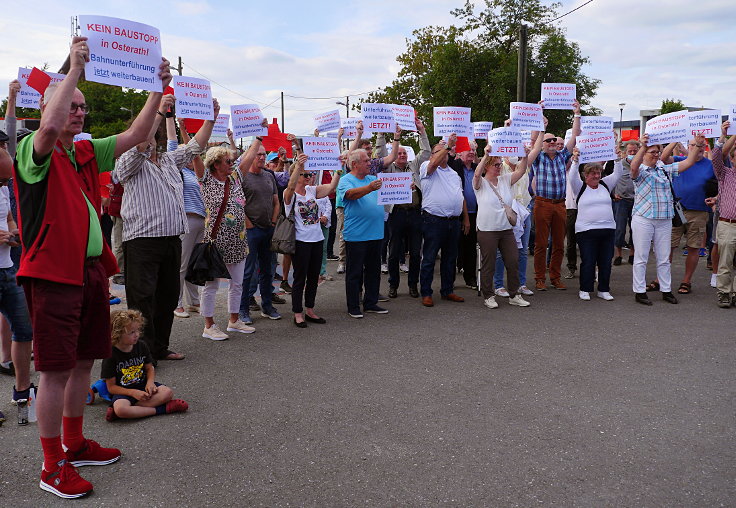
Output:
(0, 252), (734, 506)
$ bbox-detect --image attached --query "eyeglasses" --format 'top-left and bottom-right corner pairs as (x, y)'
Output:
(646, 150), (661, 155)
(491, 162), (502, 168)
(222, 159), (234, 165)
(300, 173), (315, 177)
(543, 138), (556, 143)
(70, 103), (89, 114)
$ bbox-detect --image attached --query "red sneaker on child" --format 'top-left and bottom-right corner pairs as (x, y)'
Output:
(165, 399), (189, 414)
(39, 460), (93, 499)
(64, 439), (121, 467)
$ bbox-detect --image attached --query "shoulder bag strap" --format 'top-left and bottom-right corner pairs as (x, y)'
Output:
(210, 178), (231, 241)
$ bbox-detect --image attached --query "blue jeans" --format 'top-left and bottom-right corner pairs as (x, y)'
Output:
(387, 208), (422, 289)
(0, 267), (32, 342)
(613, 198), (634, 249)
(345, 240), (381, 313)
(576, 228), (615, 292)
(420, 214), (460, 297)
(239, 226), (275, 316)
(494, 212), (532, 288)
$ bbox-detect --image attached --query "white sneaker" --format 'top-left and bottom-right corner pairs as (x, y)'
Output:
(579, 291), (591, 301)
(186, 305), (200, 313)
(509, 294), (530, 307)
(484, 296), (498, 309)
(202, 324), (228, 341)
(494, 287), (510, 298)
(596, 291), (614, 301)
(337, 263), (345, 274)
(710, 273), (717, 288)
(173, 308), (190, 318)
(381, 263), (388, 274)
(227, 320), (255, 334)
(400, 263), (409, 273)
(518, 285), (534, 296)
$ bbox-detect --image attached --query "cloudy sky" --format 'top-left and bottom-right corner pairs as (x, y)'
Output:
(1, 0), (733, 136)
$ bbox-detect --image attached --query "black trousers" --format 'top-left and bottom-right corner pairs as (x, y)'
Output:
(327, 198), (337, 257)
(123, 236), (181, 359)
(458, 212), (477, 286)
(345, 239), (381, 313)
(292, 240), (323, 313)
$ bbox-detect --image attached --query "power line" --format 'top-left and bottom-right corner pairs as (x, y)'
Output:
(284, 91), (375, 100)
(549, 0), (594, 23)
(181, 61), (275, 107)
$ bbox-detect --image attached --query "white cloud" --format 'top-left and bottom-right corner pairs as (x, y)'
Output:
(175, 1), (212, 15)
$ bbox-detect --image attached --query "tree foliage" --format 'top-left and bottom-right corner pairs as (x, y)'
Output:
(659, 98), (686, 115)
(365, 0), (601, 139)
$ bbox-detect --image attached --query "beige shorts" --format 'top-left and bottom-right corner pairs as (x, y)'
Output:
(671, 209), (708, 249)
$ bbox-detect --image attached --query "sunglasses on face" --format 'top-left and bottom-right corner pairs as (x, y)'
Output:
(300, 173), (315, 177)
(543, 138), (556, 143)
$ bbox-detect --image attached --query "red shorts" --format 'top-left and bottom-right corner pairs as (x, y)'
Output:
(22, 261), (111, 371)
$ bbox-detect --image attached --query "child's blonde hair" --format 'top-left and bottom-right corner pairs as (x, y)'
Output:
(110, 309), (145, 346)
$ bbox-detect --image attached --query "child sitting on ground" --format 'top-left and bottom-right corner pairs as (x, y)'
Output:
(102, 310), (188, 421)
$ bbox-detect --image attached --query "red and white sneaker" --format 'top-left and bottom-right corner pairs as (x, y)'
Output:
(39, 460), (93, 499)
(64, 439), (121, 466)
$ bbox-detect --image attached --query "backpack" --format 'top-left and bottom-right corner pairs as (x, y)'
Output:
(575, 180), (610, 205)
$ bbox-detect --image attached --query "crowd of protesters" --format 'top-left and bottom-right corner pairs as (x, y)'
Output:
(0, 36), (733, 499)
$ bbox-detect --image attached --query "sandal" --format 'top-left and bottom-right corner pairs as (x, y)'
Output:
(646, 280), (660, 292)
(161, 350), (186, 361)
(677, 282), (692, 294)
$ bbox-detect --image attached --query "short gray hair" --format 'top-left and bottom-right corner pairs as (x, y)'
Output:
(349, 149), (368, 167)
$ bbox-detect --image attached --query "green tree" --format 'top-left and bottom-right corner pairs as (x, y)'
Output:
(366, 0), (600, 140)
(660, 98), (686, 115)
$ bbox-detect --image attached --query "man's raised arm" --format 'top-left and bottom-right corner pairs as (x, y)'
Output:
(564, 100), (582, 153)
(113, 58), (172, 158)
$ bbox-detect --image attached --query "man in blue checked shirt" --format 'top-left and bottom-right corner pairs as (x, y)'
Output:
(526, 100), (582, 291)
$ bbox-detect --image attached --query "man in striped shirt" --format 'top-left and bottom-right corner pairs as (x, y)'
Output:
(713, 122), (736, 307)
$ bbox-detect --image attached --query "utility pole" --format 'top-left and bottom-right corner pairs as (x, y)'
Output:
(516, 24), (528, 102)
(281, 91), (285, 131)
(177, 57), (183, 76)
(346, 96), (350, 118)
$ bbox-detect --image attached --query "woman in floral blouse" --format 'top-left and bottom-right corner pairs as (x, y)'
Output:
(197, 146), (254, 340)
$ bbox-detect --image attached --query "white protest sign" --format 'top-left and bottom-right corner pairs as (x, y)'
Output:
(577, 133), (617, 163)
(520, 130), (532, 147)
(580, 116), (613, 133)
(16, 68), (66, 110)
(376, 172), (413, 205)
(688, 110), (721, 138)
(541, 83), (576, 110)
(564, 128), (572, 145)
(473, 121), (494, 139)
(231, 104), (267, 138)
(79, 15), (162, 92)
(645, 110), (690, 145)
(172, 76), (213, 120)
(385, 144), (416, 161)
(74, 133), (93, 142)
(510, 102), (544, 131)
(325, 131), (339, 138)
(487, 127), (525, 157)
(314, 109), (341, 133)
(361, 103), (396, 133)
(433, 107), (472, 137)
(391, 104), (416, 132)
(212, 114), (230, 137)
(301, 136), (341, 172)
(728, 105), (736, 135)
(340, 117), (372, 139)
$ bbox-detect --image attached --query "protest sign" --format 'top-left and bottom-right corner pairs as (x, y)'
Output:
(376, 172), (413, 205)
(728, 105), (736, 135)
(487, 128), (525, 157)
(541, 83), (576, 109)
(361, 103), (396, 133)
(580, 116), (613, 133)
(79, 15), (163, 92)
(577, 133), (617, 163)
(433, 107), (472, 137)
(473, 121), (494, 139)
(645, 110), (689, 145)
(16, 67), (66, 109)
(520, 130), (532, 147)
(314, 109), (341, 133)
(231, 104), (267, 138)
(688, 109), (721, 138)
(564, 128), (572, 145)
(391, 104), (416, 131)
(172, 76), (213, 120)
(385, 144), (416, 161)
(301, 136), (341, 172)
(509, 102), (544, 131)
(340, 117), (367, 139)
(212, 114), (230, 137)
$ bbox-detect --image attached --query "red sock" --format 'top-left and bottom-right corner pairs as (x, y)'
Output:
(40, 436), (66, 471)
(62, 415), (85, 451)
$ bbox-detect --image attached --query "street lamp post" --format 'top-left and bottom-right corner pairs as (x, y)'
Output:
(336, 97), (349, 118)
(618, 102), (626, 137)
